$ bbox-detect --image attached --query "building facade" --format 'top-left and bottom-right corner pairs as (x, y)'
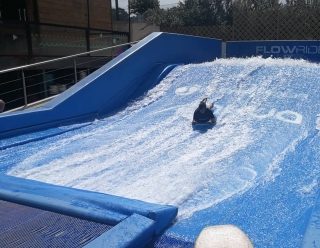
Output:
(0, 0), (129, 111)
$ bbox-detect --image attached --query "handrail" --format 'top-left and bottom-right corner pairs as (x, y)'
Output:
(0, 41), (139, 75)
(4, 95), (58, 113)
(0, 40), (140, 112)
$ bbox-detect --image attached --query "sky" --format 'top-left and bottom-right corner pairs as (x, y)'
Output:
(116, 0), (179, 10)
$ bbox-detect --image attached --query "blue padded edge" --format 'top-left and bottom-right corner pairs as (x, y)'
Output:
(149, 64), (181, 90)
(0, 121), (92, 150)
(301, 190), (320, 247)
(125, 63), (180, 103)
(84, 213), (155, 248)
(0, 112), (97, 140)
(0, 174), (178, 235)
(0, 32), (221, 138)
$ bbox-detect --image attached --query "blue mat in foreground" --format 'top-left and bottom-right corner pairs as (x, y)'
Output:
(0, 200), (113, 248)
(1, 200), (191, 248)
(0, 175), (178, 248)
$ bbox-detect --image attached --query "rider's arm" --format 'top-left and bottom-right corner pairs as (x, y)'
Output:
(206, 110), (214, 124)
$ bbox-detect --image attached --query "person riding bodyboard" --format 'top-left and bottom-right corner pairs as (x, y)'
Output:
(192, 98), (214, 125)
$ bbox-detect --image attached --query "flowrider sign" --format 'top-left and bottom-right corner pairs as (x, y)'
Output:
(226, 41), (320, 62)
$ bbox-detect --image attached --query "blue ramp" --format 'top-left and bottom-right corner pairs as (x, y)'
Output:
(0, 32), (221, 139)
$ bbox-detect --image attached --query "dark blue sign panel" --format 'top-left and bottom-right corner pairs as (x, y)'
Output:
(226, 40), (320, 62)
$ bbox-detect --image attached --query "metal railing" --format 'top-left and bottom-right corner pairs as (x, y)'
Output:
(0, 41), (139, 113)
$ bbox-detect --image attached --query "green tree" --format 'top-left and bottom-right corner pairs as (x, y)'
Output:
(233, 0), (281, 11)
(112, 8), (129, 21)
(145, 7), (184, 27)
(146, 0), (233, 26)
(224, 0), (233, 25)
(182, 0), (218, 25)
(129, 0), (160, 15)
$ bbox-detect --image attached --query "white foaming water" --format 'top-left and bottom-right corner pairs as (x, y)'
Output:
(7, 57), (319, 219)
(298, 178), (319, 195)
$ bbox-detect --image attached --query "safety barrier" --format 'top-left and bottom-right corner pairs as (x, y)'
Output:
(0, 42), (138, 113)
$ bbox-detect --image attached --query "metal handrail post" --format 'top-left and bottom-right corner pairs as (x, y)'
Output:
(74, 59), (78, 84)
(21, 70), (28, 107)
(43, 70), (48, 98)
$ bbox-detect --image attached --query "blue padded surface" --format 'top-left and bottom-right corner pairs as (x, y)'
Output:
(84, 213), (155, 248)
(145, 234), (194, 248)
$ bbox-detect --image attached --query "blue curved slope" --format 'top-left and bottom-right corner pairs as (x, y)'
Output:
(1, 49), (320, 246)
(0, 33), (221, 139)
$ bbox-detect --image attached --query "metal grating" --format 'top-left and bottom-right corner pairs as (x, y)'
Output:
(0, 200), (192, 248)
(0, 200), (113, 248)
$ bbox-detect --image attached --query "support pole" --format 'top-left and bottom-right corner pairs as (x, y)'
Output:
(116, 0), (119, 21)
(74, 59), (78, 84)
(21, 70), (28, 107)
(43, 69), (47, 98)
(128, 0), (131, 42)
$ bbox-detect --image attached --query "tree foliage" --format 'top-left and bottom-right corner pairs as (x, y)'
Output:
(145, 7), (184, 26)
(112, 8), (129, 21)
(146, 0), (233, 27)
(129, 0), (160, 15)
(233, 0), (282, 11)
(145, 0), (320, 27)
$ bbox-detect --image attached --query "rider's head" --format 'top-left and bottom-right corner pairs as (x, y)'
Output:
(199, 102), (206, 113)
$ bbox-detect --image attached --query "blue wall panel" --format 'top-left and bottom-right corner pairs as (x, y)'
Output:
(0, 33), (221, 139)
(226, 40), (320, 62)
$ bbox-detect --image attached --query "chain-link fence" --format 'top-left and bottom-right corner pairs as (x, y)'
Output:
(161, 8), (320, 41)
